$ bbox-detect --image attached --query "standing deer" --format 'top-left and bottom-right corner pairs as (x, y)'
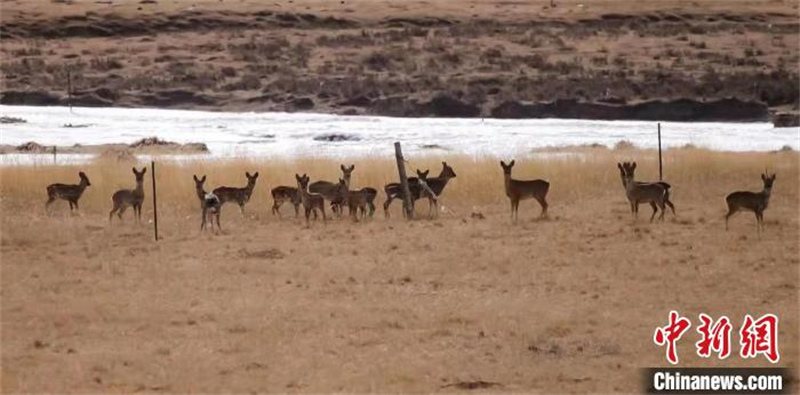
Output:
(45, 171), (91, 213)
(616, 162), (676, 217)
(616, 162), (670, 222)
(383, 161), (457, 218)
(500, 160), (549, 221)
(296, 173), (327, 226)
(194, 175), (221, 232)
(213, 171), (258, 215)
(109, 167), (146, 223)
(271, 186), (300, 217)
(335, 178), (371, 221)
(725, 172), (776, 234)
(309, 164), (354, 216)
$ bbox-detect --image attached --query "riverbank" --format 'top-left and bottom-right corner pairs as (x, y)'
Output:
(1, 0), (797, 122)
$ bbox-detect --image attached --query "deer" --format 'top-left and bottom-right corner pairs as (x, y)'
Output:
(194, 175), (221, 232)
(616, 162), (670, 222)
(271, 186), (300, 218)
(109, 167), (146, 223)
(725, 172), (776, 234)
(383, 161), (456, 218)
(500, 160), (549, 221)
(296, 173), (327, 226)
(309, 164), (354, 216)
(45, 171), (91, 213)
(213, 171), (258, 215)
(616, 162), (676, 217)
(334, 178), (372, 221)
(329, 187), (377, 218)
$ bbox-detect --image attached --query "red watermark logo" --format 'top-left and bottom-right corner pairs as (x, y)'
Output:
(654, 311), (779, 365)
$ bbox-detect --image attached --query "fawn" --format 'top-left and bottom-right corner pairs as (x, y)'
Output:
(500, 160), (549, 221)
(296, 173), (327, 226)
(193, 175), (221, 232)
(725, 172), (776, 234)
(213, 171), (258, 215)
(383, 161), (456, 218)
(271, 186), (300, 217)
(309, 164), (355, 215)
(616, 162), (670, 222)
(45, 171), (91, 213)
(336, 178), (370, 221)
(109, 167), (146, 223)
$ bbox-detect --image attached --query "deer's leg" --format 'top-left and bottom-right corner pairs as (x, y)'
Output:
(657, 201), (666, 221)
(666, 199), (676, 216)
(383, 196), (394, 219)
(45, 196), (56, 214)
(272, 199), (281, 217)
(239, 203), (245, 216)
(725, 206), (738, 230)
(293, 202), (300, 218)
(73, 200), (79, 211)
(109, 206), (117, 223)
(367, 201), (375, 218)
(201, 207), (207, 231)
(535, 196), (548, 218)
(117, 205), (128, 220)
(649, 202), (658, 222)
(321, 203), (327, 224)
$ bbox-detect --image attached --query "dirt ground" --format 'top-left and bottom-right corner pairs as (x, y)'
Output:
(1, 150), (798, 393)
(1, 0), (797, 117)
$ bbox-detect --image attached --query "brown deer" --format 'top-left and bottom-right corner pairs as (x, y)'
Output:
(213, 171), (258, 215)
(616, 162), (670, 222)
(500, 160), (549, 221)
(383, 161), (456, 218)
(194, 175), (221, 232)
(109, 167), (146, 223)
(271, 186), (300, 217)
(725, 172), (776, 234)
(309, 164), (354, 215)
(296, 173), (327, 226)
(335, 178), (371, 221)
(616, 162), (676, 217)
(45, 171), (91, 213)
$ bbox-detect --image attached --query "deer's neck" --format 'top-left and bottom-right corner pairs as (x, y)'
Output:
(503, 174), (512, 193)
(762, 186), (773, 207)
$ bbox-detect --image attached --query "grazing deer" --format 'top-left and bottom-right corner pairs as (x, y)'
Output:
(271, 186), (300, 217)
(383, 161), (457, 218)
(45, 171), (91, 213)
(213, 171), (258, 215)
(616, 162), (670, 222)
(309, 164), (354, 215)
(725, 172), (776, 234)
(194, 175), (221, 232)
(296, 173), (327, 226)
(109, 167), (146, 223)
(500, 160), (549, 221)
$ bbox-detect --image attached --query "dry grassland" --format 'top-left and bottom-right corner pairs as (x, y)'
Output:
(1, 148), (798, 393)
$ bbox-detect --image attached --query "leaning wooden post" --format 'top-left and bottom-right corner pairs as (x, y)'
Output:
(151, 161), (159, 241)
(53, 145), (57, 164)
(394, 142), (414, 219)
(657, 122), (663, 181)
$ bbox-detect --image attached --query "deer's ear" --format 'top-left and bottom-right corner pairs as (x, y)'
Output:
(772, 174), (777, 181)
(761, 173), (766, 181)
(341, 164), (346, 171)
(253, 172), (259, 178)
(193, 175), (199, 182)
(349, 165), (355, 171)
(141, 167), (147, 174)
(201, 175), (206, 182)
(509, 160), (515, 167)
(500, 160), (506, 167)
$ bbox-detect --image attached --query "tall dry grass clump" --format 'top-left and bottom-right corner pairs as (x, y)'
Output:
(0, 148), (797, 219)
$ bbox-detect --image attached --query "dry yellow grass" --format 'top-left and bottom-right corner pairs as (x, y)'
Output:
(1, 148), (798, 393)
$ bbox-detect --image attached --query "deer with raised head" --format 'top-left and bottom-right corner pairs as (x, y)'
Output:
(271, 186), (300, 217)
(616, 162), (675, 217)
(296, 173), (327, 226)
(725, 172), (776, 234)
(309, 164), (354, 215)
(500, 160), (549, 221)
(45, 171), (91, 213)
(616, 162), (671, 222)
(194, 175), (221, 232)
(334, 178), (371, 221)
(383, 161), (457, 218)
(213, 171), (258, 215)
(109, 167), (146, 223)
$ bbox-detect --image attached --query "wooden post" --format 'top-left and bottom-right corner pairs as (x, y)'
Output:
(67, 70), (73, 112)
(394, 142), (414, 219)
(151, 161), (159, 241)
(657, 122), (663, 181)
(53, 145), (57, 164)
